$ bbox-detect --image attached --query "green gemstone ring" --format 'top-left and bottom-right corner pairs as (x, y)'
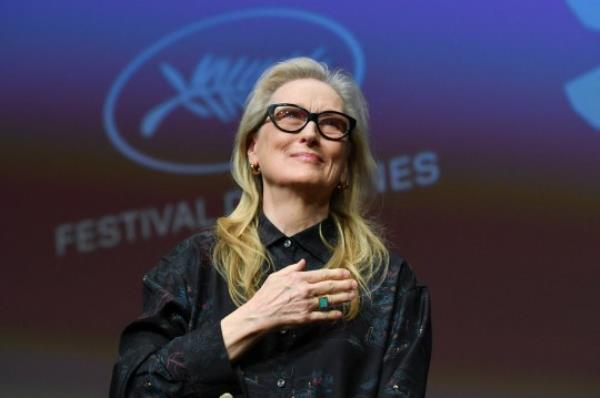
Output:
(318, 296), (329, 310)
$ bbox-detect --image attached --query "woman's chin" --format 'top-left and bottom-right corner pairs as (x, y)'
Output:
(270, 177), (332, 192)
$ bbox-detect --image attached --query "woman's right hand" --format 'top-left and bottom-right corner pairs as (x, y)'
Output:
(247, 258), (358, 327)
(221, 258), (358, 361)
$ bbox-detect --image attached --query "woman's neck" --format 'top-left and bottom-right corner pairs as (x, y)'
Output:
(261, 186), (330, 236)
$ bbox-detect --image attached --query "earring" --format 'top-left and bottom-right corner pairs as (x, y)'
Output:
(336, 180), (349, 190)
(249, 162), (261, 175)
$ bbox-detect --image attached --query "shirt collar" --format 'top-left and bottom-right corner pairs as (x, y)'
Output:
(258, 212), (337, 263)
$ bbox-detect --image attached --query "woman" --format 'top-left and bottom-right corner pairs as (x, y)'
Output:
(110, 57), (431, 397)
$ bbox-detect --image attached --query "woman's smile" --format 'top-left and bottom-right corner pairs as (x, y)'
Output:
(290, 151), (324, 164)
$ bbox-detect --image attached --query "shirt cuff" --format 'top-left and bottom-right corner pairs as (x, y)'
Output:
(156, 319), (237, 386)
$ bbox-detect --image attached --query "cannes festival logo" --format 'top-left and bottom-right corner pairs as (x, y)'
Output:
(103, 8), (365, 174)
(565, 0), (600, 130)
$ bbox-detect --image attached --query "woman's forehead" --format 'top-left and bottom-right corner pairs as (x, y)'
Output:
(270, 78), (344, 111)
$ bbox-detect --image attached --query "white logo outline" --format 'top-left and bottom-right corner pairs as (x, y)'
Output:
(103, 7), (365, 174)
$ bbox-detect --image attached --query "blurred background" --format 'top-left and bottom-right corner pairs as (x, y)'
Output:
(1, 1), (599, 396)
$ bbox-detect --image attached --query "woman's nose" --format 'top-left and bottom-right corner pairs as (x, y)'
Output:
(298, 120), (320, 142)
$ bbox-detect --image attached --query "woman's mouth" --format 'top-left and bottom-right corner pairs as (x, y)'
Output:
(290, 152), (323, 163)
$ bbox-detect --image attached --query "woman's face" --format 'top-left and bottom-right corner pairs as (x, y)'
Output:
(247, 78), (350, 200)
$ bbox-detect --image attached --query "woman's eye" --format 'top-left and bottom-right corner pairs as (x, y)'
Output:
(277, 108), (304, 120)
(320, 117), (347, 131)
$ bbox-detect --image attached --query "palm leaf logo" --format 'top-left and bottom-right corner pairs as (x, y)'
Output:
(140, 48), (329, 138)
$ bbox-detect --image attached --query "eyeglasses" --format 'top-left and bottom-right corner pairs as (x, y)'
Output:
(265, 103), (356, 141)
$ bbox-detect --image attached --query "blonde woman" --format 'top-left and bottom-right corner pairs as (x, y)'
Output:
(110, 57), (431, 398)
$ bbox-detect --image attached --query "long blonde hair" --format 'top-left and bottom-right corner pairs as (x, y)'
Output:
(212, 57), (389, 319)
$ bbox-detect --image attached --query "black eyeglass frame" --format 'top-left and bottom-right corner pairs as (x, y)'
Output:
(265, 103), (356, 141)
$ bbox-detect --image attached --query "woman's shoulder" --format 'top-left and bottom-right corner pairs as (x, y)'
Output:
(145, 226), (217, 283)
(166, 225), (216, 256)
(385, 250), (426, 291)
(367, 250), (430, 312)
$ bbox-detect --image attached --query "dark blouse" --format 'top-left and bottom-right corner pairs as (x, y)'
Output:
(110, 214), (431, 398)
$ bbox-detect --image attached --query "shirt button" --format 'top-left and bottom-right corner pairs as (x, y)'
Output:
(276, 378), (286, 388)
(283, 239), (292, 248)
(219, 394), (233, 398)
(280, 328), (288, 335)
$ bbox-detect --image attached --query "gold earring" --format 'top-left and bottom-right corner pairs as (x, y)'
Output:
(250, 162), (261, 175)
(336, 180), (349, 190)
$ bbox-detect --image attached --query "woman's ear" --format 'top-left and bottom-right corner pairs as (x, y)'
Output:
(247, 134), (257, 164)
(340, 165), (348, 185)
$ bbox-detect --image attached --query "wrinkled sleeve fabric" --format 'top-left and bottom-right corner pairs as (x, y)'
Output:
(377, 257), (432, 397)
(109, 236), (238, 398)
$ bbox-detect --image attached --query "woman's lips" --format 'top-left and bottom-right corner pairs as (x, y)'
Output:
(290, 152), (323, 163)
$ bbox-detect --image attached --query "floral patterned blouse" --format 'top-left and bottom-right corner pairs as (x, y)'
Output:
(110, 214), (431, 397)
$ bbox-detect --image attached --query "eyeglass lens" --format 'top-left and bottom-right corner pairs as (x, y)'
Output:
(271, 105), (350, 139)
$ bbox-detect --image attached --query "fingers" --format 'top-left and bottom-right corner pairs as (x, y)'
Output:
(278, 260), (351, 284)
(282, 292), (354, 326)
(285, 307), (344, 326)
(279, 258), (307, 274)
(302, 267), (351, 283)
(306, 309), (344, 322)
(314, 290), (357, 308)
(308, 278), (358, 297)
(279, 262), (357, 300)
(266, 261), (357, 327)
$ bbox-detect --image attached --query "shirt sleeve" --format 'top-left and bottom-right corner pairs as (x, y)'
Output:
(377, 257), (432, 397)
(109, 236), (239, 398)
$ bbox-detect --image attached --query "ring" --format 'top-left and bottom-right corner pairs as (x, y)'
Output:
(318, 296), (329, 311)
